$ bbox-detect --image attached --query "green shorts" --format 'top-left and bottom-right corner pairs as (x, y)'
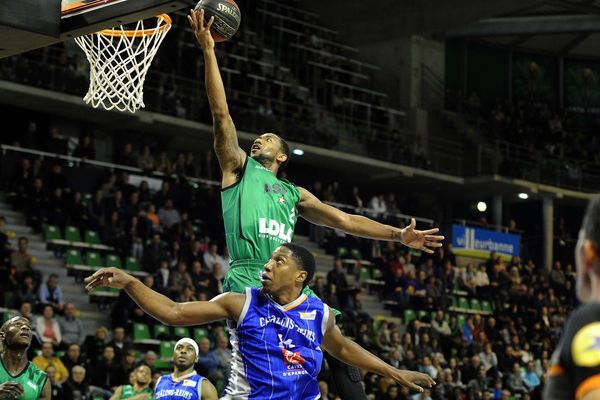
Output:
(223, 264), (341, 316)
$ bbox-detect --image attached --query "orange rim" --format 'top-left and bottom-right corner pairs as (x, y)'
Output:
(98, 14), (171, 37)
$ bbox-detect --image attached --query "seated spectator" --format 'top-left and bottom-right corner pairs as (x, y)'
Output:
(153, 259), (173, 295)
(120, 349), (138, 380)
(213, 334), (232, 381)
(61, 343), (86, 374)
(36, 305), (62, 346)
(45, 365), (64, 399)
(506, 363), (527, 394)
(206, 264), (225, 298)
(145, 204), (160, 231)
(73, 135), (95, 160)
(83, 325), (108, 364)
(109, 365), (153, 400)
(108, 326), (132, 363)
(137, 145), (155, 171)
(431, 310), (451, 337)
(197, 337), (218, 379)
(467, 366), (490, 399)
(102, 210), (125, 250)
(171, 260), (193, 295)
(33, 342), (69, 383)
(327, 259), (357, 310)
(479, 343), (498, 376)
(39, 273), (64, 313)
(89, 345), (121, 390)
(522, 361), (540, 391)
(63, 365), (91, 400)
(157, 199), (181, 230)
(142, 233), (168, 273)
(18, 275), (39, 307)
(18, 301), (36, 329)
(12, 236), (40, 283)
(136, 350), (158, 374)
(58, 303), (83, 346)
(203, 243), (225, 273)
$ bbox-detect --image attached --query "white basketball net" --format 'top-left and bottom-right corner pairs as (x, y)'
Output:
(74, 15), (171, 113)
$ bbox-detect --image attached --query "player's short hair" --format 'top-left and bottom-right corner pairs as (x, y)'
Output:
(277, 135), (290, 172)
(583, 196), (600, 248)
(281, 243), (315, 288)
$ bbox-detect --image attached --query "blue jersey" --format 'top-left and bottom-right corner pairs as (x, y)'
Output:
(155, 371), (206, 400)
(224, 287), (331, 400)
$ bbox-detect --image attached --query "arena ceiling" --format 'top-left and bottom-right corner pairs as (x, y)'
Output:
(304, 0), (600, 57)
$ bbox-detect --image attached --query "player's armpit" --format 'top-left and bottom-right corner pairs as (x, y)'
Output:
(172, 292), (245, 325)
(578, 375), (600, 400)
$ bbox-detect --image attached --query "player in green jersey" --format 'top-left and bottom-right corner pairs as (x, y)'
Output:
(188, 8), (444, 299)
(109, 365), (153, 400)
(0, 317), (51, 400)
(188, 10), (444, 400)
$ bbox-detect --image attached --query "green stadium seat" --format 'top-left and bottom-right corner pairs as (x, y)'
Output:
(154, 325), (170, 340)
(417, 310), (428, 321)
(85, 230), (101, 245)
(174, 327), (189, 338)
(458, 297), (469, 310)
(350, 248), (362, 260)
(450, 296), (458, 308)
(404, 309), (416, 324)
(66, 249), (83, 265)
(133, 323), (159, 345)
(470, 299), (482, 312)
(86, 252), (103, 268)
(336, 247), (348, 259)
(125, 257), (141, 272)
(482, 301), (493, 313)
(105, 254), (122, 268)
(159, 341), (175, 359)
(457, 314), (467, 327)
(44, 224), (62, 242)
(194, 328), (209, 343)
(358, 267), (371, 283)
(65, 226), (82, 243)
(371, 268), (383, 279)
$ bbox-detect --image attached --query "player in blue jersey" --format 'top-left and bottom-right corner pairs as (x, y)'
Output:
(155, 338), (217, 400)
(85, 243), (435, 399)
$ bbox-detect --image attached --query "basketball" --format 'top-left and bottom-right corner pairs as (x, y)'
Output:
(195, 0), (241, 42)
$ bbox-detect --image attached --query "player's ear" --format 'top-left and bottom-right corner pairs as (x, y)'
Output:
(296, 270), (307, 286)
(276, 151), (288, 164)
(584, 239), (600, 273)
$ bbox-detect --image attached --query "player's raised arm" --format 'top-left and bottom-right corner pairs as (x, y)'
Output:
(84, 268), (244, 325)
(321, 308), (435, 393)
(188, 9), (245, 185)
(297, 187), (444, 254)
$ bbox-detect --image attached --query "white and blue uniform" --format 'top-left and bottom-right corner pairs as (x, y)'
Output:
(155, 371), (206, 400)
(224, 287), (331, 400)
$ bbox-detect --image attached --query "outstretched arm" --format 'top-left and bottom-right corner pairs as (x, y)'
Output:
(321, 309), (435, 393)
(188, 9), (245, 186)
(84, 268), (244, 325)
(298, 187), (444, 253)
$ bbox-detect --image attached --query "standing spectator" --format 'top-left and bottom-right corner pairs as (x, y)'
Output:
(39, 274), (64, 313)
(63, 365), (91, 400)
(157, 199), (181, 230)
(59, 303), (83, 346)
(36, 305), (62, 346)
(33, 342), (69, 383)
(61, 343), (86, 373)
(368, 194), (387, 220)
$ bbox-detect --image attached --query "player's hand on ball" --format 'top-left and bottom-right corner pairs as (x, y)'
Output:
(399, 218), (444, 254)
(0, 382), (24, 397)
(188, 9), (215, 50)
(389, 369), (435, 392)
(84, 267), (135, 291)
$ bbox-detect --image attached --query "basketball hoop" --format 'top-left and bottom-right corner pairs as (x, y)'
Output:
(74, 14), (172, 113)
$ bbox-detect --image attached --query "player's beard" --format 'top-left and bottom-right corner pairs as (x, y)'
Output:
(251, 152), (274, 169)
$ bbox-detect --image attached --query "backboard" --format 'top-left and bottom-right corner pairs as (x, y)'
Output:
(0, 0), (192, 59)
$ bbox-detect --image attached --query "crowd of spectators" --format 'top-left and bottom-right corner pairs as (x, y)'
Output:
(445, 89), (600, 186)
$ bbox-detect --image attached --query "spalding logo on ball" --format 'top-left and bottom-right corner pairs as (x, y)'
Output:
(195, 0), (241, 42)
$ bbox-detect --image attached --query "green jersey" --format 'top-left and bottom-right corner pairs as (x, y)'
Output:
(0, 359), (47, 400)
(222, 156), (301, 270)
(120, 384), (153, 399)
